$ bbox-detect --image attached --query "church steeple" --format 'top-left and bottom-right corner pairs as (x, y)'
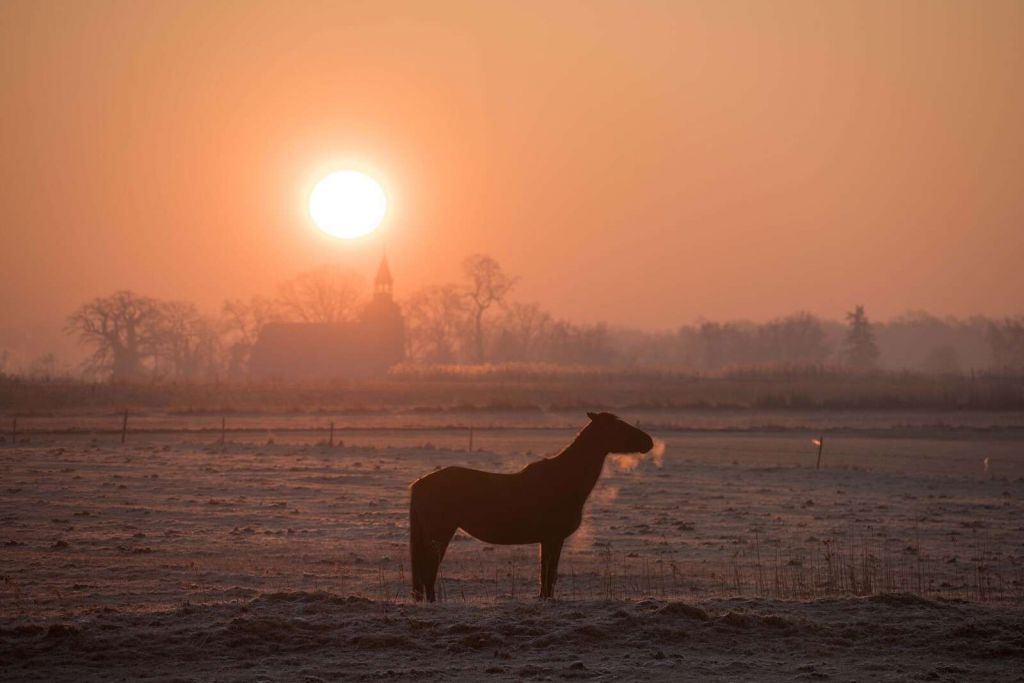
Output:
(374, 255), (393, 301)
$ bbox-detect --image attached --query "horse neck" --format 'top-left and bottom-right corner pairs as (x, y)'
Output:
(555, 427), (609, 500)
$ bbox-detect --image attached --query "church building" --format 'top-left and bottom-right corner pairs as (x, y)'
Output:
(249, 257), (405, 379)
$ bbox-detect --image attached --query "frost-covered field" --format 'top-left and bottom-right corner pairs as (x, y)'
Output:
(2, 414), (1023, 680)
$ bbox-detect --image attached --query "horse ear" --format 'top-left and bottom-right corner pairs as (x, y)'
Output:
(586, 412), (599, 421)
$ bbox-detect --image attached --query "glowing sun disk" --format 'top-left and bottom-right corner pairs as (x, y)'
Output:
(308, 170), (386, 239)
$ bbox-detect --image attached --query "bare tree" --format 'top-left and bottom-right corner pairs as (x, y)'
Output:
(66, 291), (162, 381)
(461, 254), (516, 362)
(923, 345), (962, 375)
(152, 301), (222, 380)
(28, 352), (61, 380)
(756, 313), (830, 365)
(221, 296), (281, 376)
(277, 265), (364, 323)
(493, 302), (553, 361)
(987, 317), (1024, 371)
(403, 285), (467, 362)
(694, 321), (754, 371)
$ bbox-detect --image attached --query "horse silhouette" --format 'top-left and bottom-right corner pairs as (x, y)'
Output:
(409, 412), (654, 601)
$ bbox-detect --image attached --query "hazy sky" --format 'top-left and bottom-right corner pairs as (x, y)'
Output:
(2, 0), (1022, 337)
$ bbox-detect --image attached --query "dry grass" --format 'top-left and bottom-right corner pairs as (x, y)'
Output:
(342, 530), (1024, 607)
(3, 365), (1023, 414)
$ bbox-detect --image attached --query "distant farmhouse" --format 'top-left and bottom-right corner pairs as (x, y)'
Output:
(249, 258), (405, 379)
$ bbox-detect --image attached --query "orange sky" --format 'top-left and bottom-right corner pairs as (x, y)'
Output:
(2, 0), (1022, 337)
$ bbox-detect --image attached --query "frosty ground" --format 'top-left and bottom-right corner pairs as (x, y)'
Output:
(1, 411), (1023, 680)
(4, 591), (1023, 681)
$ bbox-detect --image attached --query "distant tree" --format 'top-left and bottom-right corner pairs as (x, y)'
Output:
(756, 313), (830, 365)
(605, 327), (691, 367)
(493, 302), (553, 361)
(277, 265), (364, 323)
(844, 305), (880, 371)
(461, 254), (516, 362)
(922, 345), (962, 375)
(28, 352), (60, 380)
(403, 285), (467, 362)
(221, 296), (281, 376)
(151, 301), (222, 380)
(66, 291), (162, 381)
(695, 321), (754, 371)
(987, 318), (1024, 371)
(567, 322), (617, 365)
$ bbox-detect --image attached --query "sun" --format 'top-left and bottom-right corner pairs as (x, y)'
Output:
(308, 170), (387, 239)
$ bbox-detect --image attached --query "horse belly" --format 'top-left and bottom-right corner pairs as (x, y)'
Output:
(460, 520), (541, 545)
(459, 503), (580, 545)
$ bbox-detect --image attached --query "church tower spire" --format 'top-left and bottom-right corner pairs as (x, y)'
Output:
(374, 255), (393, 301)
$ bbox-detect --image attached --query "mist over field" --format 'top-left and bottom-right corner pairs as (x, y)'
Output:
(3, 1), (1023, 681)
(1, 254), (1022, 383)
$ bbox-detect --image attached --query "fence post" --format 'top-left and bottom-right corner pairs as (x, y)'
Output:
(121, 409), (128, 444)
(815, 436), (824, 470)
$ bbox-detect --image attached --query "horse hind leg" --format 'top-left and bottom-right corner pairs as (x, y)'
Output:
(410, 497), (456, 602)
(421, 524), (456, 602)
(410, 507), (427, 601)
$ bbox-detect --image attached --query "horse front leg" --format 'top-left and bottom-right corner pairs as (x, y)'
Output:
(540, 537), (565, 599)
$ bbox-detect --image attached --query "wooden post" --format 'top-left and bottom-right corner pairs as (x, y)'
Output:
(468, 427), (474, 452)
(329, 421), (335, 448)
(121, 409), (128, 444)
(815, 436), (824, 470)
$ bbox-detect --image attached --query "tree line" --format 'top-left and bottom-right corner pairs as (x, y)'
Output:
(618, 308), (1023, 374)
(17, 254), (1024, 382)
(55, 255), (615, 381)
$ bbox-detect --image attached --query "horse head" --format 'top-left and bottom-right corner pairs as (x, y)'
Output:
(586, 412), (654, 454)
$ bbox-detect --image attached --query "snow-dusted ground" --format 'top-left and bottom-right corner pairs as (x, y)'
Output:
(1, 416), (1022, 679)
(4, 592), (1023, 681)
